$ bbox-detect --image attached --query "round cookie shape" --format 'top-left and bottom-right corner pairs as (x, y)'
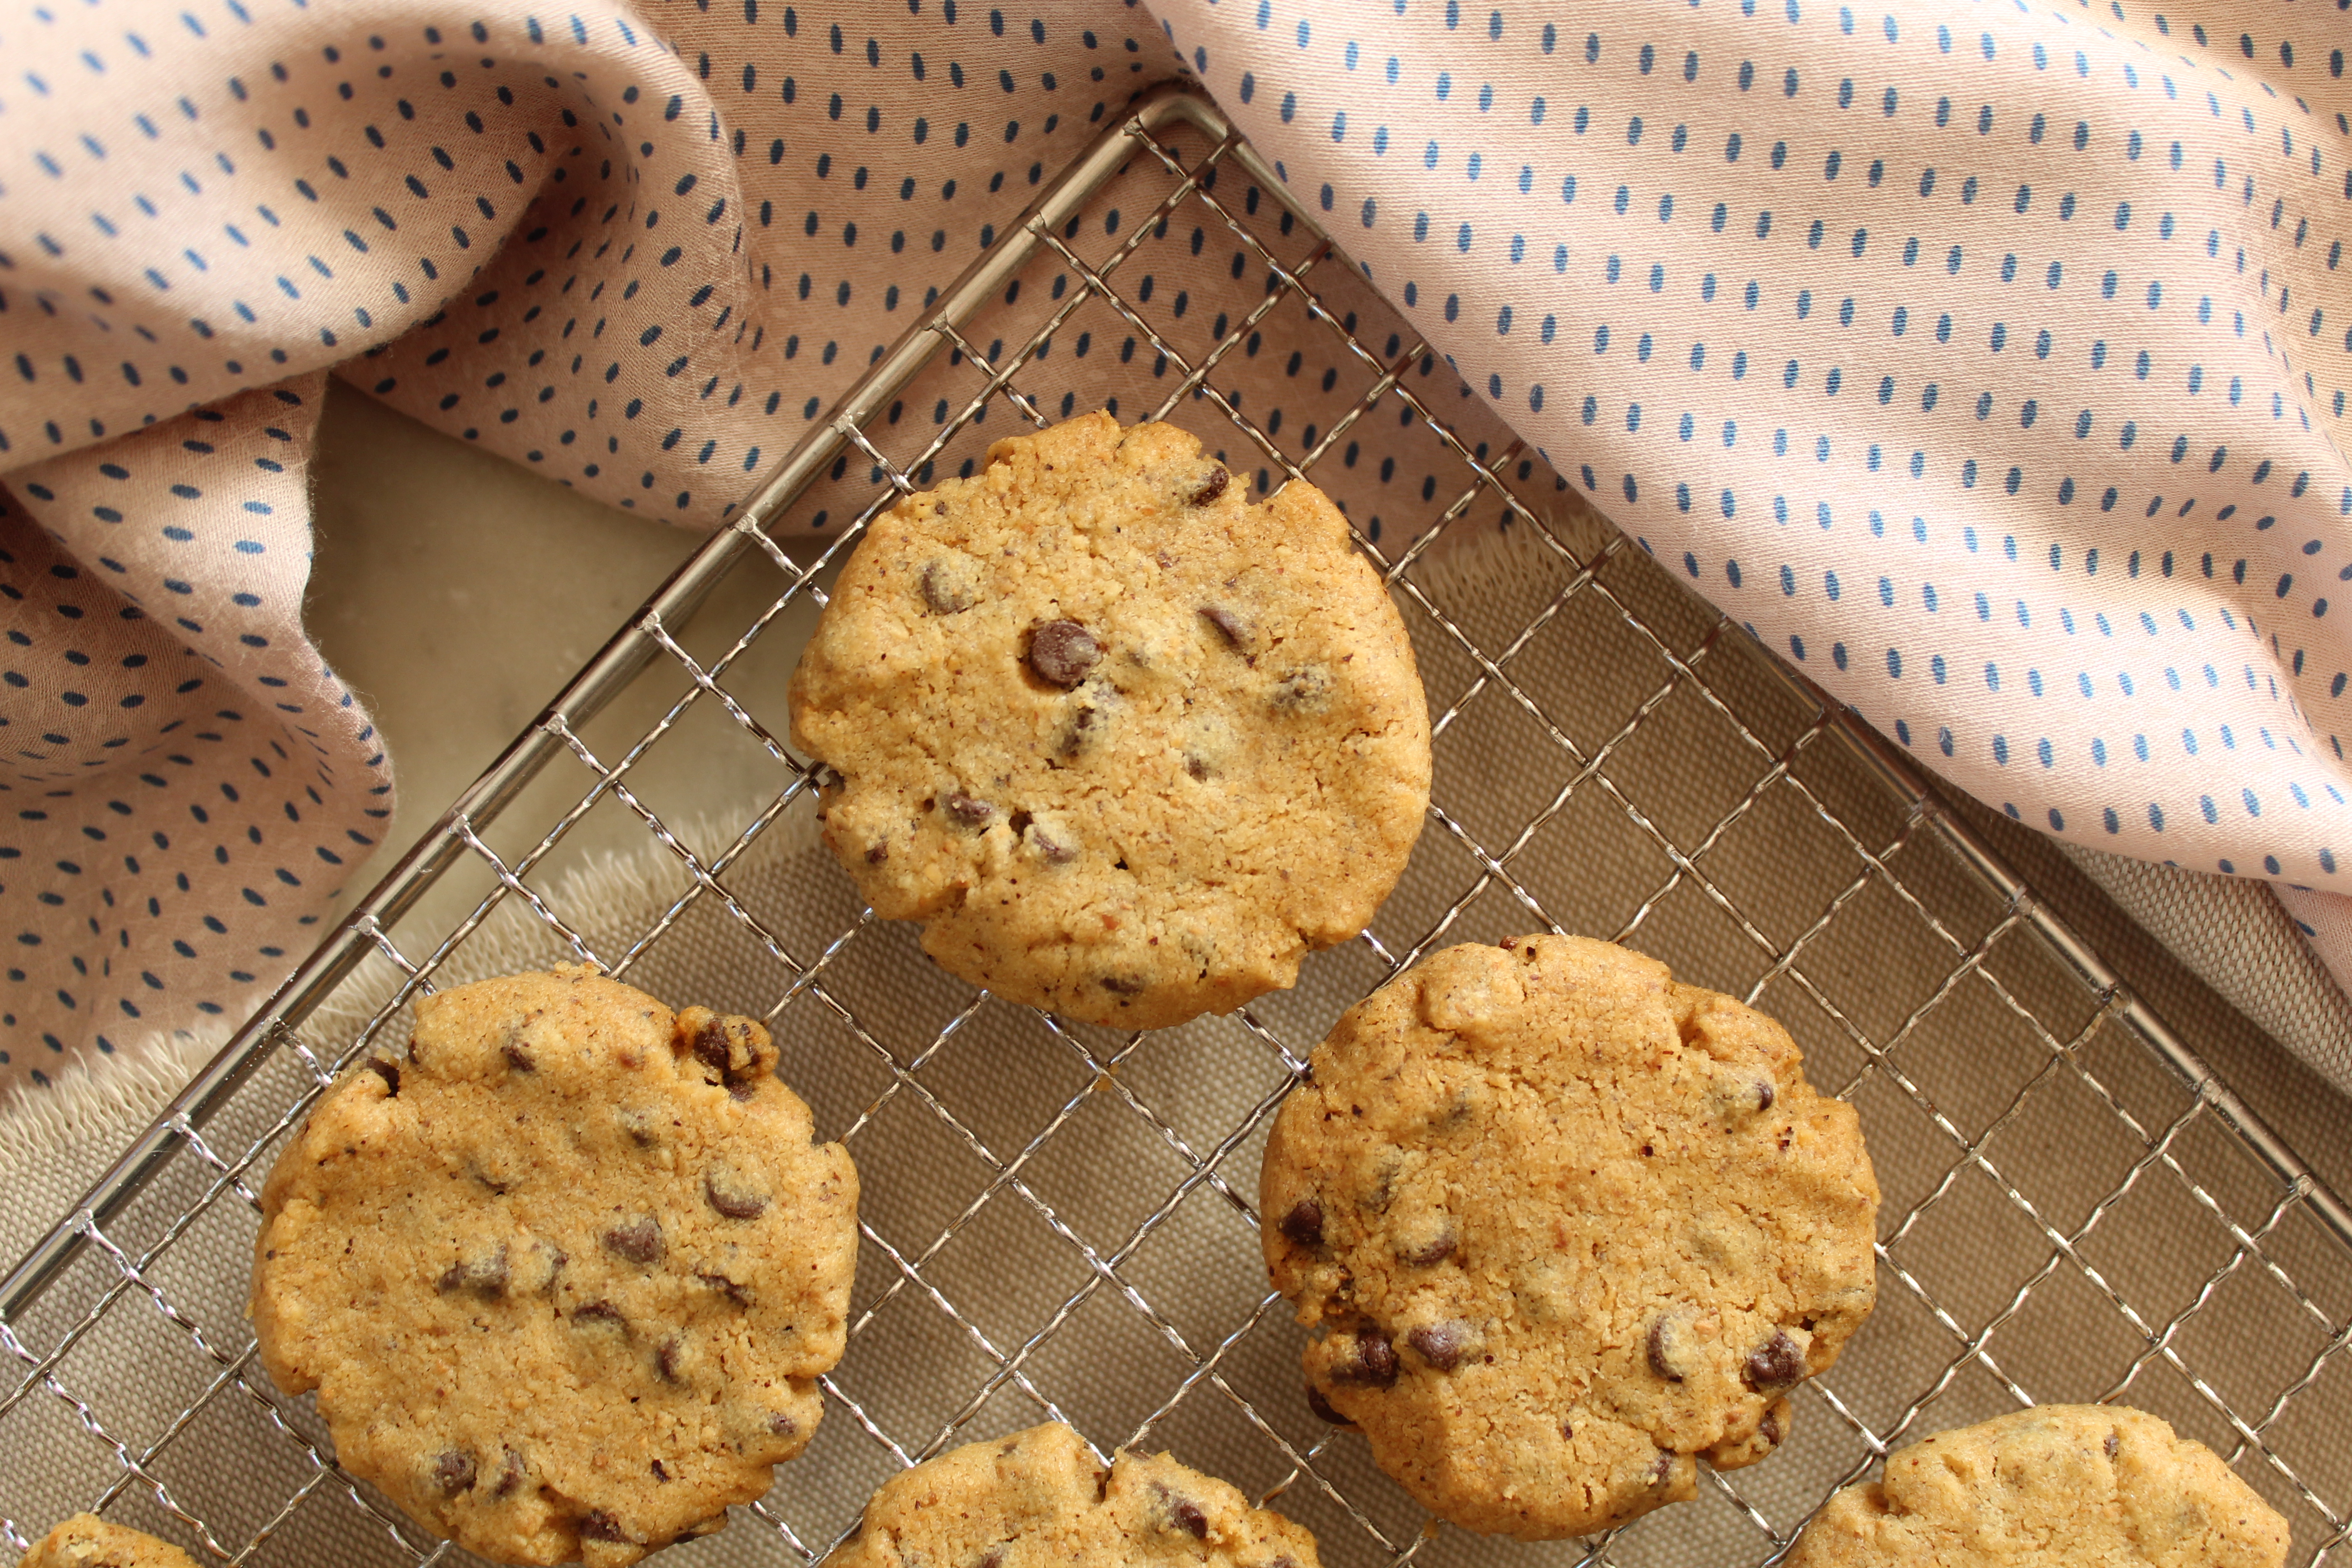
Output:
(1259, 935), (1881, 1539)
(1785, 1405), (2290, 1568)
(830, 1421), (1320, 1568)
(18, 1515), (200, 1568)
(787, 411), (1431, 1029)
(251, 966), (859, 1568)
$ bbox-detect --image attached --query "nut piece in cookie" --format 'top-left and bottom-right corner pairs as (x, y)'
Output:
(787, 410), (1431, 1029)
(1260, 935), (1881, 1540)
(827, 1421), (1324, 1568)
(1785, 1405), (2290, 1568)
(251, 965), (860, 1568)
(18, 1515), (201, 1568)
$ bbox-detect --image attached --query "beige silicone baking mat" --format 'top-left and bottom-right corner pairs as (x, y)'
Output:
(5, 85), (2350, 1568)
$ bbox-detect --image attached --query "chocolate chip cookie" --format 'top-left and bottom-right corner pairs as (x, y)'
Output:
(251, 966), (859, 1568)
(1786, 1405), (2290, 1568)
(18, 1516), (198, 1568)
(829, 1421), (1320, 1568)
(1261, 936), (1881, 1539)
(787, 411), (1430, 1029)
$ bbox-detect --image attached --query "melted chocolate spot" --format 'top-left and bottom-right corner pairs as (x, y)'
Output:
(365, 1058), (399, 1095)
(1190, 466), (1230, 506)
(944, 792), (995, 828)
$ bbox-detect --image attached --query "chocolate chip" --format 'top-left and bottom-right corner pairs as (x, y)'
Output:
(1305, 1385), (1354, 1426)
(1334, 1324), (1398, 1388)
(1403, 1229), (1456, 1268)
(1407, 1322), (1469, 1371)
(1650, 1451), (1677, 1486)
(572, 1300), (626, 1330)
(944, 792), (995, 828)
(692, 1021), (734, 1076)
(768, 1412), (799, 1437)
(650, 1459), (670, 1481)
(696, 1270), (752, 1307)
(603, 1216), (663, 1266)
(1190, 466), (1230, 506)
(433, 1450), (477, 1494)
(1058, 702), (1103, 757)
(2104, 1431), (2120, 1458)
(1648, 1313), (1692, 1382)
(1742, 1329), (1807, 1392)
(514, 1243), (566, 1294)
(655, 1338), (685, 1383)
(1758, 1404), (1786, 1448)
(1755, 1079), (1776, 1112)
(580, 1510), (629, 1544)
(494, 1447), (527, 1496)
(1028, 620), (1100, 687)
(1560, 1422), (1575, 1441)
(1166, 1495), (1209, 1539)
(704, 1169), (769, 1220)
(436, 1245), (509, 1298)
(919, 559), (976, 615)
(1027, 821), (1079, 863)
(1100, 974), (1146, 995)
(1184, 754), (1210, 781)
(1278, 1199), (1323, 1247)
(1270, 666), (1332, 713)
(933, 500), (950, 516)
(1199, 604), (1251, 650)
(365, 1058), (399, 1095)
(500, 1033), (535, 1073)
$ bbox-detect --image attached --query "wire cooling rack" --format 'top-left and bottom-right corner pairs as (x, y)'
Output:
(6, 84), (2352, 1568)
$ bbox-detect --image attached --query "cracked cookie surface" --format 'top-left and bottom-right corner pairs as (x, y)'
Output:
(787, 411), (1430, 1029)
(251, 966), (858, 1567)
(830, 1421), (1319, 1568)
(1786, 1405), (2289, 1568)
(18, 1515), (199, 1568)
(1260, 936), (1880, 1539)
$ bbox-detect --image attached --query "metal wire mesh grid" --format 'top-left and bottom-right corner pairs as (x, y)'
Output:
(5, 84), (2352, 1568)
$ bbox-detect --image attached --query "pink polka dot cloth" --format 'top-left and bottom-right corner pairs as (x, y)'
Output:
(0, 0), (2347, 1097)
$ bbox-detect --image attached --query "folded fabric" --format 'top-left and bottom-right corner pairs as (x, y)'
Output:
(0, 0), (2347, 1097)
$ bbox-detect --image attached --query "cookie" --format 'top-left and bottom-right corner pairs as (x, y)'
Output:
(787, 411), (1430, 1029)
(829, 1421), (1320, 1568)
(1260, 935), (1881, 1539)
(251, 966), (859, 1567)
(1785, 1405), (2290, 1568)
(17, 1516), (198, 1568)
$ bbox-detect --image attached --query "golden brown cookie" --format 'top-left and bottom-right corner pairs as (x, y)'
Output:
(17, 1516), (198, 1568)
(830, 1421), (1319, 1568)
(787, 411), (1430, 1029)
(1260, 935), (1881, 1539)
(250, 966), (859, 1567)
(1785, 1405), (2290, 1568)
